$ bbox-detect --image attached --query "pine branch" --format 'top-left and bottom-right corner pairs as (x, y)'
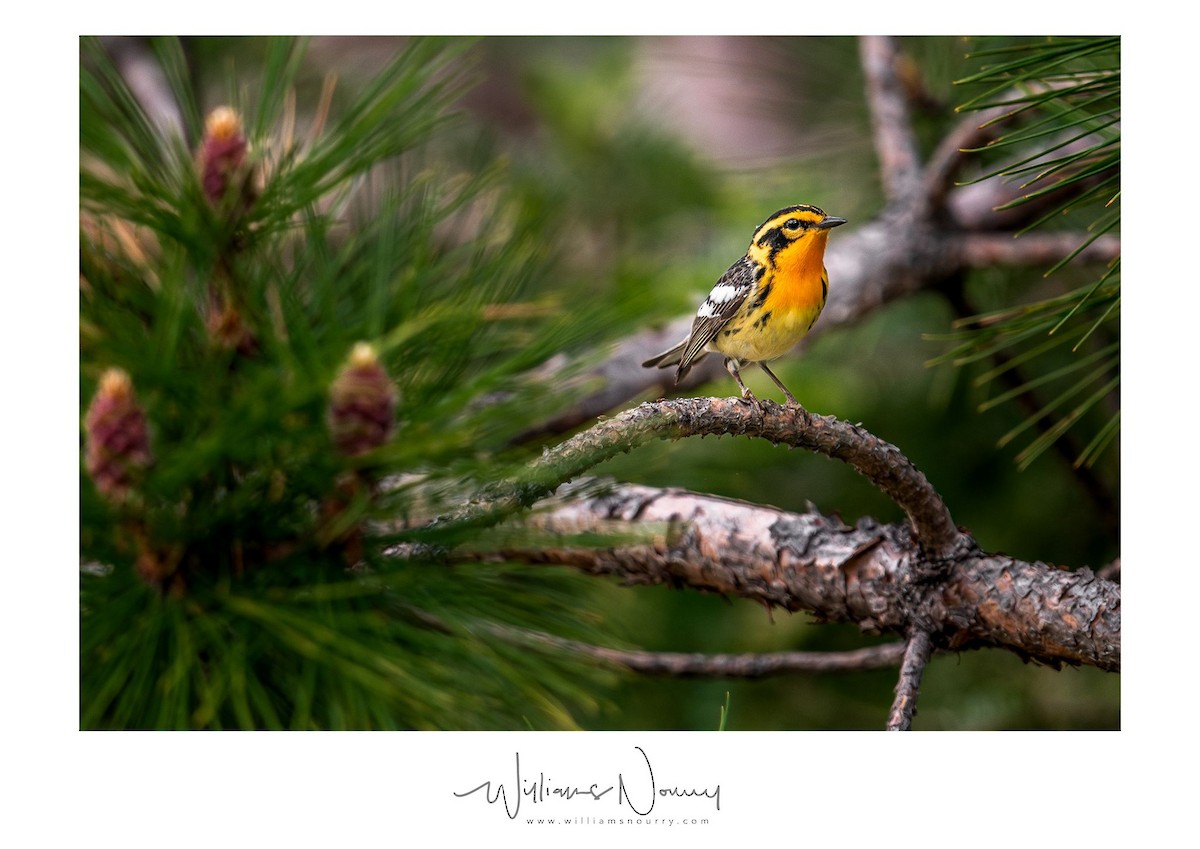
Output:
(488, 625), (908, 677)
(923, 102), (1011, 210)
(886, 629), (934, 731)
(422, 397), (965, 560)
(861, 36), (923, 200)
(439, 480), (1119, 675)
(957, 232), (1120, 268)
(395, 395), (1118, 721)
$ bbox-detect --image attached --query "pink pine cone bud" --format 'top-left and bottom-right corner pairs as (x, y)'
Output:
(85, 368), (153, 503)
(199, 106), (251, 205)
(328, 343), (397, 457)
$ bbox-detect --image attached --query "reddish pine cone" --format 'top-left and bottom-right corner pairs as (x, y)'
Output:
(85, 368), (153, 503)
(199, 106), (250, 205)
(328, 343), (397, 457)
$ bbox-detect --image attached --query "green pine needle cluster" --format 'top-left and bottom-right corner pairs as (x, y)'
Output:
(80, 37), (612, 729)
(937, 36), (1120, 470)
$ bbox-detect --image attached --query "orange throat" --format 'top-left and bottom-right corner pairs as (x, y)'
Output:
(772, 231), (830, 313)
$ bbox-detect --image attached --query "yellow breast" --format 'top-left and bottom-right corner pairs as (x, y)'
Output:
(712, 299), (824, 362)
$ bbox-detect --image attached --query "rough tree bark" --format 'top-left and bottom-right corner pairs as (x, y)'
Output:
(423, 399), (1119, 679)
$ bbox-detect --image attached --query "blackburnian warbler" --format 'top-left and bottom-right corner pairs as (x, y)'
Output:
(643, 204), (846, 405)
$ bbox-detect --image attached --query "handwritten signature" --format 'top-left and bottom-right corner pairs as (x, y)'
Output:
(452, 747), (720, 819)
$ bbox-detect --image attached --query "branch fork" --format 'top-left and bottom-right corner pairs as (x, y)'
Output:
(401, 397), (1118, 729)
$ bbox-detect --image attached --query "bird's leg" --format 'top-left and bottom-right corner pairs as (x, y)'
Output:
(724, 358), (757, 403)
(759, 362), (799, 406)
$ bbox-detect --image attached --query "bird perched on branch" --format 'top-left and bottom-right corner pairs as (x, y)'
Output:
(643, 204), (846, 405)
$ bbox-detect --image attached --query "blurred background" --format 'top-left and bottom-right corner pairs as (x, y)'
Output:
(81, 36), (1118, 729)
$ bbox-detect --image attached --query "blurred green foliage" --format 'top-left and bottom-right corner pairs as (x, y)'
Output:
(80, 36), (1117, 730)
(80, 36), (644, 729)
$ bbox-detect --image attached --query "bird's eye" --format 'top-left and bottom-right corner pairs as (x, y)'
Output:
(784, 218), (802, 231)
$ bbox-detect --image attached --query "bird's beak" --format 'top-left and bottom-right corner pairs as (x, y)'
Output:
(817, 216), (847, 230)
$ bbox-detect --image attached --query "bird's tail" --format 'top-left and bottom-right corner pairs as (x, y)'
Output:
(642, 340), (704, 383)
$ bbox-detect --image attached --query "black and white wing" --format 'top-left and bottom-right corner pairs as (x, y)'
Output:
(673, 256), (758, 379)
